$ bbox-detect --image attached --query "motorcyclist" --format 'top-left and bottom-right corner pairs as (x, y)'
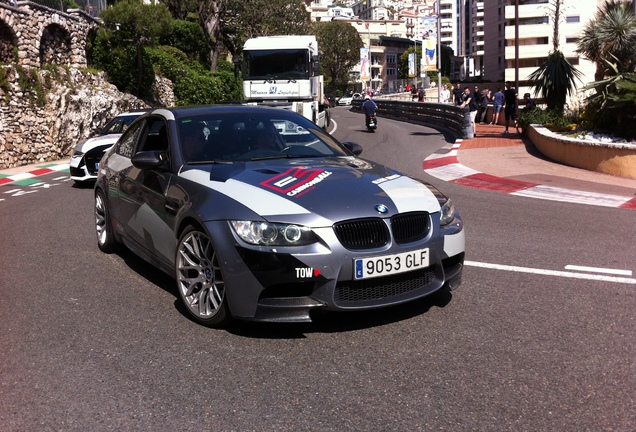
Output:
(361, 95), (377, 128)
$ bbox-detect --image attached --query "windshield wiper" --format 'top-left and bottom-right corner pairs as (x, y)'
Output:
(249, 154), (323, 161)
(188, 159), (233, 165)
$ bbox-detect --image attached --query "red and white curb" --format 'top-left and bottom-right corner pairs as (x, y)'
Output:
(0, 163), (69, 186)
(424, 140), (636, 210)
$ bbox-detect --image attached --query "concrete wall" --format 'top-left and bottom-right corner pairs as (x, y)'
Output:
(529, 125), (636, 180)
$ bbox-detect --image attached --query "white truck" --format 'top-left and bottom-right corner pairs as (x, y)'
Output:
(242, 35), (330, 129)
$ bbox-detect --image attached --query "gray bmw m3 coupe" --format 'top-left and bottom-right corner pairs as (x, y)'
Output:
(94, 105), (465, 328)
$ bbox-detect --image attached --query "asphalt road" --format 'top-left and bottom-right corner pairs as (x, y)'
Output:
(1, 107), (634, 431)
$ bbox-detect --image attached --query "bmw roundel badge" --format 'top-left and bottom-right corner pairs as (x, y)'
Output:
(375, 204), (389, 214)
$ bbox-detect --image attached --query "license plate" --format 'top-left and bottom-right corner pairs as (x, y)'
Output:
(354, 248), (429, 280)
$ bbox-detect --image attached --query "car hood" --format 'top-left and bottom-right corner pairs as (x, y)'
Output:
(77, 133), (122, 152)
(179, 157), (441, 225)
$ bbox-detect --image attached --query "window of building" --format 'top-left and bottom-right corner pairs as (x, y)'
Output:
(514, 16), (549, 25)
(565, 36), (579, 43)
(566, 16), (580, 23)
(387, 68), (396, 76)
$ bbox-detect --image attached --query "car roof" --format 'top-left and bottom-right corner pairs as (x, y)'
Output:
(145, 104), (304, 121)
(117, 108), (151, 116)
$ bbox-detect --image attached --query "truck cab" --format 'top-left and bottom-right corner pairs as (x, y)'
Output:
(242, 35), (330, 129)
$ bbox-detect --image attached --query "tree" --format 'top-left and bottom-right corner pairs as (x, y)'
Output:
(527, 51), (583, 111)
(527, 0), (583, 111)
(198, 0), (311, 71)
(162, 0), (201, 21)
(576, 0), (636, 81)
(315, 21), (363, 93)
(99, 0), (173, 96)
(398, 45), (422, 80)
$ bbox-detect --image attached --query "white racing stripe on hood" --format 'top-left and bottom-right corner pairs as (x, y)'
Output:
(378, 176), (440, 213)
(180, 169), (332, 224)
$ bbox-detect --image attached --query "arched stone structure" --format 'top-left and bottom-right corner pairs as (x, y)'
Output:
(0, 1), (99, 68)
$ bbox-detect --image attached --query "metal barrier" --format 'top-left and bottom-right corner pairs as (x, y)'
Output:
(352, 99), (470, 139)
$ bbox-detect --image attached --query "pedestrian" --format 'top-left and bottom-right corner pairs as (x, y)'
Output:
(473, 85), (480, 103)
(460, 87), (478, 137)
(491, 87), (504, 125)
(417, 87), (424, 102)
(522, 93), (536, 112)
(453, 82), (463, 106)
(502, 81), (520, 135)
(440, 84), (450, 104)
(478, 88), (491, 123)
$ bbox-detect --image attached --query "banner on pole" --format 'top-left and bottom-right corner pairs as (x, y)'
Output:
(359, 47), (370, 81)
(420, 16), (438, 72)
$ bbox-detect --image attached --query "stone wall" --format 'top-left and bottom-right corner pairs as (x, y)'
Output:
(0, 2), (98, 68)
(0, 65), (150, 169)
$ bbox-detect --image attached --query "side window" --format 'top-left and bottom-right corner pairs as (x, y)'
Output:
(138, 118), (169, 152)
(116, 121), (144, 158)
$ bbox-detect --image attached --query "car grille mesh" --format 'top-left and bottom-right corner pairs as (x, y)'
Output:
(334, 267), (436, 305)
(391, 212), (430, 244)
(333, 218), (389, 249)
(333, 212), (429, 250)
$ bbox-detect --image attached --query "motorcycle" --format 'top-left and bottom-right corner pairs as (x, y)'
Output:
(366, 114), (377, 132)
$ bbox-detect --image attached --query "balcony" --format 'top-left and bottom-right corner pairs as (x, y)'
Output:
(505, 44), (550, 59)
(505, 24), (550, 40)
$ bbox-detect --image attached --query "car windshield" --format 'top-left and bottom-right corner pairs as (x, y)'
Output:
(178, 111), (349, 163)
(100, 114), (141, 135)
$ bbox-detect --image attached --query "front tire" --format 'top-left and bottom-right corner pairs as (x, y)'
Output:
(95, 189), (118, 253)
(175, 226), (230, 328)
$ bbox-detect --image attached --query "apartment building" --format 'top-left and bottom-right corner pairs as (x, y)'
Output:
(308, 0), (607, 96)
(481, 0), (601, 98)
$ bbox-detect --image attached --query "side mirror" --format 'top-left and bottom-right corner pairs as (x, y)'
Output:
(341, 141), (363, 156)
(131, 150), (166, 170)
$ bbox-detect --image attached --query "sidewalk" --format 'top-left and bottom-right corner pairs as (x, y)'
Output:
(424, 123), (636, 210)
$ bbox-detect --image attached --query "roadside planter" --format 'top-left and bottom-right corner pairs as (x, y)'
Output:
(528, 125), (636, 180)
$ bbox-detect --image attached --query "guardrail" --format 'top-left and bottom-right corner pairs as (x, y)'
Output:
(351, 99), (470, 139)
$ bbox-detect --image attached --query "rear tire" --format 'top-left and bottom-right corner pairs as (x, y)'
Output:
(175, 226), (230, 328)
(95, 189), (119, 253)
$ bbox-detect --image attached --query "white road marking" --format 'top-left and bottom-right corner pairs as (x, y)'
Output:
(329, 119), (338, 135)
(465, 260), (636, 285)
(564, 265), (632, 276)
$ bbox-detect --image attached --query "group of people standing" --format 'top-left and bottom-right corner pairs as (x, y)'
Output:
(447, 81), (535, 137)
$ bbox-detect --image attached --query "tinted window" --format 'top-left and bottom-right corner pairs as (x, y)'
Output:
(116, 121), (143, 158)
(101, 114), (143, 135)
(138, 118), (169, 152)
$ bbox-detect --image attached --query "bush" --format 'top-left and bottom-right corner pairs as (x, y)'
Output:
(517, 108), (579, 133)
(92, 29), (155, 97)
(161, 20), (211, 69)
(148, 47), (242, 105)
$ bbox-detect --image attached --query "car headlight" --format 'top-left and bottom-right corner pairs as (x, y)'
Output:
(230, 221), (317, 246)
(425, 184), (457, 226)
(439, 198), (455, 226)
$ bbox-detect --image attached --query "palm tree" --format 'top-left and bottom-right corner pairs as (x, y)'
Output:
(576, 0), (636, 81)
(527, 0), (583, 111)
(527, 51), (583, 111)
(576, 1), (636, 138)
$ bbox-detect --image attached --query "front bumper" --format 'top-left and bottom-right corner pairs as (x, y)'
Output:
(209, 219), (465, 323)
